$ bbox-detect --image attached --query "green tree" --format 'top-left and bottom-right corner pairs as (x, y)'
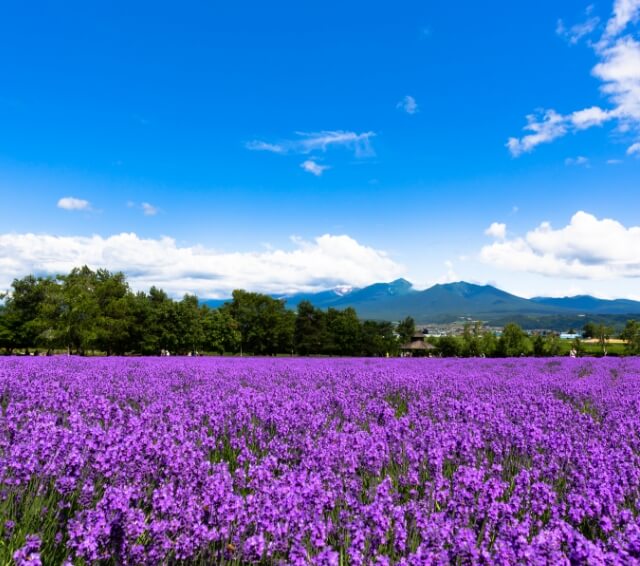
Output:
(570, 336), (584, 357)
(54, 267), (102, 355)
(93, 270), (134, 355)
(582, 321), (597, 339)
(497, 323), (530, 357)
(326, 307), (361, 356)
(396, 316), (416, 345)
(294, 301), (327, 355)
(139, 287), (179, 354)
(1, 275), (55, 352)
(595, 324), (613, 356)
(202, 308), (241, 354)
(621, 320), (640, 355)
(437, 335), (461, 357)
(532, 334), (546, 357)
(480, 330), (497, 357)
(461, 322), (483, 357)
(360, 320), (398, 357)
(544, 334), (562, 357)
(225, 290), (294, 355)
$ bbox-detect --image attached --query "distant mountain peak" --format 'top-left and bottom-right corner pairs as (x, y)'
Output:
(388, 278), (413, 292)
(333, 285), (353, 296)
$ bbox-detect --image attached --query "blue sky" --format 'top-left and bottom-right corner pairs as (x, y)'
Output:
(1, 0), (640, 299)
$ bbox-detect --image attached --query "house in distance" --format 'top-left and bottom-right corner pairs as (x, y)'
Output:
(400, 331), (436, 357)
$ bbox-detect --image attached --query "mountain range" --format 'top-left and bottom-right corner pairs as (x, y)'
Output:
(203, 279), (640, 328)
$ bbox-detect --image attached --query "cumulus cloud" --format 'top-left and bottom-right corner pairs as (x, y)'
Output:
(508, 0), (640, 156)
(57, 197), (91, 211)
(605, 0), (640, 36)
(300, 160), (329, 176)
(480, 211), (640, 279)
(0, 232), (404, 298)
(397, 95), (419, 114)
(485, 222), (507, 239)
(246, 130), (376, 158)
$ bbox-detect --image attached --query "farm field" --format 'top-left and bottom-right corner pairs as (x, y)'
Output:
(2, 357), (640, 564)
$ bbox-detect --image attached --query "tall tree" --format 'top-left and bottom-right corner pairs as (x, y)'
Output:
(462, 322), (483, 357)
(93, 270), (133, 355)
(294, 301), (327, 355)
(595, 324), (613, 356)
(621, 320), (640, 355)
(497, 323), (530, 357)
(202, 307), (241, 354)
(225, 290), (294, 355)
(326, 307), (361, 356)
(1, 275), (54, 352)
(396, 316), (416, 345)
(360, 320), (397, 357)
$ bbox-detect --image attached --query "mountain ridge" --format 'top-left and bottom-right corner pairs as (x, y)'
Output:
(203, 280), (640, 323)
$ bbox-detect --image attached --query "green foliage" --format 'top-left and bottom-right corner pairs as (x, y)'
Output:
(533, 334), (562, 357)
(497, 323), (531, 357)
(583, 322), (597, 339)
(595, 324), (614, 356)
(360, 320), (398, 357)
(437, 335), (461, 357)
(224, 290), (295, 355)
(621, 320), (640, 355)
(571, 336), (585, 357)
(396, 316), (416, 344)
(1, 266), (638, 358)
(461, 322), (483, 357)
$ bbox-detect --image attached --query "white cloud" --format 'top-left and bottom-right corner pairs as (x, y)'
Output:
(247, 130), (376, 158)
(485, 222), (507, 239)
(300, 160), (329, 176)
(506, 110), (567, 156)
(245, 140), (285, 153)
(441, 260), (458, 283)
(607, 158), (624, 163)
(141, 202), (159, 216)
(57, 197), (91, 211)
(556, 15), (600, 45)
(397, 95), (418, 114)
(480, 211), (640, 279)
(565, 155), (590, 166)
(592, 36), (640, 122)
(627, 141), (640, 154)
(0, 232), (404, 298)
(605, 0), (640, 36)
(509, 1), (640, 156)
(570, 106), (612, 129)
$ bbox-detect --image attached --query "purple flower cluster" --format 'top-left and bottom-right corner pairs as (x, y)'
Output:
(2, 356), (640, 564)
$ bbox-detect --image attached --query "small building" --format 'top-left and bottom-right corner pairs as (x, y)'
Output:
(560, 333), (582, 340)
(400, 331), (436, 357)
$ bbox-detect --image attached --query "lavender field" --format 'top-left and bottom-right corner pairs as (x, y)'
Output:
(2, 357), (640, 564)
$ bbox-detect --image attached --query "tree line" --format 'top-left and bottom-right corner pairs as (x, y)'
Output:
(0, 267), (400, 356)
(1, 267), (639, 356)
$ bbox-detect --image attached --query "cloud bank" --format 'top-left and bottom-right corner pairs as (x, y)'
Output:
(481, 211), (640, 279)
(0, 232), (404, 298)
